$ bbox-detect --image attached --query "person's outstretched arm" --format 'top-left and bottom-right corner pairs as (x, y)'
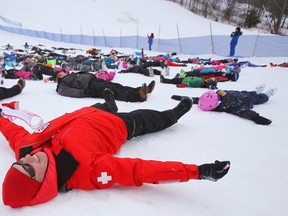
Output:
(171, 95), (199, 104)
(72, 153), (230, 190)
(0, 116), (30, 152)
(240, 110), (272, 125)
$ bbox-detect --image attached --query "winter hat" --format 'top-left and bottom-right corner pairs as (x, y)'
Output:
(2, 167), (41, 208)
(54, 66), (63, 73)
(106, 71), (115, 81)
(2, 148), (58, 208)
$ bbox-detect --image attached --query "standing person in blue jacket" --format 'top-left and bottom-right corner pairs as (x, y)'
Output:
(147, 33), (154, 50)
(229, 27), (242, 57)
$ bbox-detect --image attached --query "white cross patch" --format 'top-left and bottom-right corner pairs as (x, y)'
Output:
(97, 172), (112, 184)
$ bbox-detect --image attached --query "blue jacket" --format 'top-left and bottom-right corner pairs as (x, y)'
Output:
(148, 36), (154, 44)
(230, 31), (242, 46)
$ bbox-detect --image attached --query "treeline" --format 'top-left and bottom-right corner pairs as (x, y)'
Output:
(169, 0), (288, 34)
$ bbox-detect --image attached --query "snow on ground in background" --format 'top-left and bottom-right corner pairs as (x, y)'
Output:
(0, 0), (264, 37)
(0, 1), (287, 216)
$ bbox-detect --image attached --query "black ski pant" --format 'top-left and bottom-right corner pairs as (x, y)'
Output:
(161, 77), (183, 85)
(91, 103), (178, 140)
(120, 66), (161, 76)
(88, 79), (142, 102)
(0, 85), (21, 100)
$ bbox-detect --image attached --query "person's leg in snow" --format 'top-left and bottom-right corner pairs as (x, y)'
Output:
(91, 88), (118, 114)
(117, 98), (193, 140)
(0, 79), (26, 100)
(92, 92), (193, 140)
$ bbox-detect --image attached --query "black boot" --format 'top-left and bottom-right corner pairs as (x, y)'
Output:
(139, 83), (147, 101)
(17, 78), (26, 92)
(103, 88), (118, 114)
(173, 97), (193, 119)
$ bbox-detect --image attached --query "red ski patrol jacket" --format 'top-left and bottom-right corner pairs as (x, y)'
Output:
(0, 107), (199, 206)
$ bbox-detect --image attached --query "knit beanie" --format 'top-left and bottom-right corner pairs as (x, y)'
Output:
(2, 148), (58, 208)
(2, 167), (41, 208)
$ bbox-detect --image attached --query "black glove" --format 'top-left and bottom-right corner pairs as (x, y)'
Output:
(171, 95), (182, 101)
(192, 97), (199, 104)
(171, 95), (199, 104)
(198, 161), (230, 182)
(253, 115), (272, 125)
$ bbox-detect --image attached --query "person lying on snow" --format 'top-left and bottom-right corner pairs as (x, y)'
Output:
(118, 65), (169, 77)
(172, 84), (278, 125)
(0, 89), (230, 208)
(55, 71), (156, 102)
(180, 65), (241, 82)
(160, 74), (218, 89)
(270, 62), (288, 67)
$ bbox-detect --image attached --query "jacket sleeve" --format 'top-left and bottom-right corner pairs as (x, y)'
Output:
(238, 110), (272, 125)
(68, 153), (199, 190)
(0, 117), (30, 152)
(239, 110), (258, 120)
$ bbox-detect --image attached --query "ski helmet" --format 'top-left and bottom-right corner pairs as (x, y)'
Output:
(198, 91), (219, 111)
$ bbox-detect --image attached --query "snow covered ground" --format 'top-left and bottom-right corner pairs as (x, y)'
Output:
(0, 0), (287, 216)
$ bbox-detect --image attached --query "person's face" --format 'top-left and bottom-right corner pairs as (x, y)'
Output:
(57, 71), (67, 79)
(12, 151), (48, 183)
(56, 71), (68, 82)
(24, 57), (31, 63)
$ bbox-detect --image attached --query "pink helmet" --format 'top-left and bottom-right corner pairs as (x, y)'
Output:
(54, 67), (62, 73)
(198, 91), (219, 111)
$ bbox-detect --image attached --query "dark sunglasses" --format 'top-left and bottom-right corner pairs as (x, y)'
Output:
(12, 161), (36, 178)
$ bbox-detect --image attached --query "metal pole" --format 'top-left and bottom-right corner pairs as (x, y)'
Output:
(93, 28), (95, 46)
(102, 28), (106, 47)
(136, 26), (138, 49)
(176, 23), (182, 53)
(158, 25), (161, 51)
(60, 27), (62, 42)
(252, 29), (260, 56)
(80, 25), (82, 44)
(209, 23), (215, 55)
(120, 26), (122, 48)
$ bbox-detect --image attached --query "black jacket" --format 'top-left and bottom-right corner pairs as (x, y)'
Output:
(56, 72), (95, 98)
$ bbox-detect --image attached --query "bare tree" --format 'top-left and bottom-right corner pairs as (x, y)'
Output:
(223, 0), (237, 23)
(167, 0), (288, 34)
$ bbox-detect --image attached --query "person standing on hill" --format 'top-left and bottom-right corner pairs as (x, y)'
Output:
(147, 33), (155, 50)
(229, 27), (242, 57)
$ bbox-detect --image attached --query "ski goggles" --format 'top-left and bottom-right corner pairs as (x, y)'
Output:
(12, 161), (36, 178)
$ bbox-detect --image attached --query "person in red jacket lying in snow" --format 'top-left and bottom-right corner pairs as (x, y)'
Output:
(0, 89), (230, 208)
